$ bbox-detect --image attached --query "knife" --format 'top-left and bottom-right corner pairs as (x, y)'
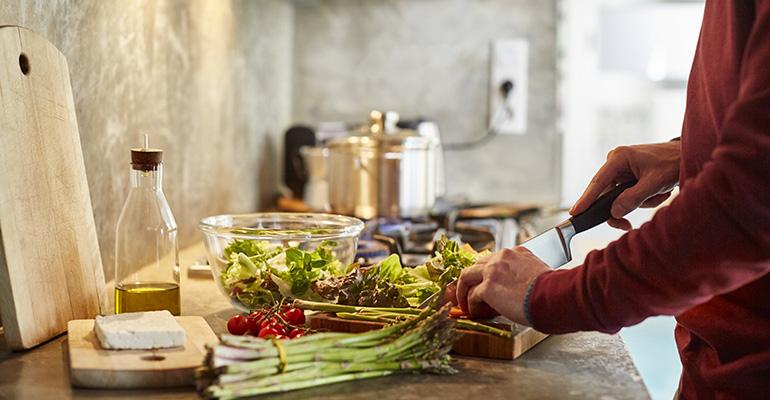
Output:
(521, 180), (635, 268)
(418, 180), (635, 309)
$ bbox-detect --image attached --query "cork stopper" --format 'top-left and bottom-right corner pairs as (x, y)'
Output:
(131, 134), (163, 171)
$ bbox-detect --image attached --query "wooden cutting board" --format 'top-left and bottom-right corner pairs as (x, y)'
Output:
(67, 316), (218, 389)
(310, 313), (549, 360)
(0, 26), (106, 349)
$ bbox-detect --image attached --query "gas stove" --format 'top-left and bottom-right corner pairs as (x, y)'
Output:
(353, 204), (541, 266)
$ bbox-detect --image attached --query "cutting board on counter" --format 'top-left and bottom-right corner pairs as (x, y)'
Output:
(311, 313), (549, 360)
(0, 25), (106, 350)
(67, 316), (218, 389)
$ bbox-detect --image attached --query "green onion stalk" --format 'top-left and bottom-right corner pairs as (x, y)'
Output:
(292, 299), (513, 339)
(196, 305), (459, 399)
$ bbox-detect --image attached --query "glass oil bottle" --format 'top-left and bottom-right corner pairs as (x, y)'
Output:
(114, 137), (180, 315)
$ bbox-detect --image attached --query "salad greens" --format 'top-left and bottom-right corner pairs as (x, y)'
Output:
(220, 239), (346, 309)
(220, 236), (488, 310)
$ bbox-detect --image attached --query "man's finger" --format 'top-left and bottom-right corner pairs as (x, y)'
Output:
(467, 284), (496, 318)
(607, 217), (632, 231)
(569, 158), (624, 215)
(610, 179), (658, 218)
(456, 264), (485, 313)
(640, 192), (671, 208)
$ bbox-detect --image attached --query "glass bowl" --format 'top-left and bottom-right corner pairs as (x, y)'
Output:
(199, 212), (364, 312)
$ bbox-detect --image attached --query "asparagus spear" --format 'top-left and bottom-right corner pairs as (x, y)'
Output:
(293, 299), (513, 339)
(196, 305), (458, 399)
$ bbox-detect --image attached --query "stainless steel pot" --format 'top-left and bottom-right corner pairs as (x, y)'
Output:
(326, 111), (442, 219)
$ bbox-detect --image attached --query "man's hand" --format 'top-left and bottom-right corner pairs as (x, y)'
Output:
(455, 247), (550, 324)
(570, 141), (681, 230)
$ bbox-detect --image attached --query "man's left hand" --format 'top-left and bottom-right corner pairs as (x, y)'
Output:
(455, 247), (550, 324)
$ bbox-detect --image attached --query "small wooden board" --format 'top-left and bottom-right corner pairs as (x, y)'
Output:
(67, 316), (218, 389)
(310, 313), (548, 360)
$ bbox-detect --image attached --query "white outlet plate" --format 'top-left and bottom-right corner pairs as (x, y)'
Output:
(489, 39), (529, 134)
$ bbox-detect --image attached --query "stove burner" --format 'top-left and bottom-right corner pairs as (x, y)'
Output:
(355, 240), (390, 264)
(356, 217), (497, 266)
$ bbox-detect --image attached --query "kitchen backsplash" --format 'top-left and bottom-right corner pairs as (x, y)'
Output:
(292, 0), (560, 205)
(0, 0), (294, 281)
(0, 0), (559, 281)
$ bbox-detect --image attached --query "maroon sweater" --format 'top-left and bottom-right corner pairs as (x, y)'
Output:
(529, 1), (770, 398)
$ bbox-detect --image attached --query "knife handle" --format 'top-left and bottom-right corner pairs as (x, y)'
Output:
(569, 180), (637, 234)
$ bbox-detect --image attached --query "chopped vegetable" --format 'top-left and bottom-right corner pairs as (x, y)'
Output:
(293, 299), (512, 339)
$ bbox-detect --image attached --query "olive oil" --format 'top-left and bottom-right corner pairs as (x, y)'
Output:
(115, 282), (181, 315)
(115, 138), (181, 317)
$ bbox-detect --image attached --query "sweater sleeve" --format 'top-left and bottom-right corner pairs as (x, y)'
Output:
(528, 3), (770, 334)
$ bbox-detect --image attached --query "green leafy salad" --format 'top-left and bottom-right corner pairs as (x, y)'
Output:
(219, 236), (488, 309)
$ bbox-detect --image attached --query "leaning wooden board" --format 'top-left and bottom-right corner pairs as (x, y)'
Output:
(0, 25), (106, 349)
(311, 313), (549, 360)
(67, 316), (218, 389)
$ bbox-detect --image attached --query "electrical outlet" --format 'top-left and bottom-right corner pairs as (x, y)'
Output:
(489, 39), (529, 134)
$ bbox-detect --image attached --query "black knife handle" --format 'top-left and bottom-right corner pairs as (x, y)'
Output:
(569, 180), (637, 234)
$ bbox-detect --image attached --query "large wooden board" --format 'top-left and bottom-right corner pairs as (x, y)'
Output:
(310, 313), (548, 360)
(0, 25), (106, 350)
(67, 316), (218, 389)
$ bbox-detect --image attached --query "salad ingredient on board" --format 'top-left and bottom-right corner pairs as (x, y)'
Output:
(94, 310), (186, 350)
(293, 299), (511, 339)
(225, 303), (309, 339)
(196, 305), (458, 399)
(225, 315), (249, 336)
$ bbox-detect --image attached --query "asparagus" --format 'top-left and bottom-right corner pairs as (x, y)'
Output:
(196, 305), (458, 399)
(293, 299), (513, 339)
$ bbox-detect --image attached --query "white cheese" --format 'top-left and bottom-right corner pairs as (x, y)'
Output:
(94, 310), (186, 350)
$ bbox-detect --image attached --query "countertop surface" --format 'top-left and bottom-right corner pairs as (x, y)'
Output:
(0, 244), (650, 399)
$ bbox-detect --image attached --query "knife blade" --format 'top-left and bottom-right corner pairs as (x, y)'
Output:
(521, 180), (636, 268)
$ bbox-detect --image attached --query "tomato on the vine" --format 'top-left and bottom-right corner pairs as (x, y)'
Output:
(247, 311), (265, 334)
(283, 307), (306, 325)
(289, 328), (306, 339)
(226, 315), (249, 335)
(258, 326), (280, 338)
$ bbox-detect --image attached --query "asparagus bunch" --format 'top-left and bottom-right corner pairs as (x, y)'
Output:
(196, 305), (459, 399)
(293, 299), (513, 339)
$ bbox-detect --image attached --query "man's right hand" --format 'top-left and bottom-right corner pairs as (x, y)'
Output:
(570, 141), (681, 230)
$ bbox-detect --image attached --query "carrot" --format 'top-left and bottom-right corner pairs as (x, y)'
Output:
(449, 306), (467, 318)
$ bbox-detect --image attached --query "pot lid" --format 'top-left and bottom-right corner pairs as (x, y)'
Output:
(326, 110), (433, 150)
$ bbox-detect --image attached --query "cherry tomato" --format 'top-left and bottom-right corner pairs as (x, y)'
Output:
(259, 317), (278, 331)
(258, 326), (280, 338)
(289, 328), (306, 339)
(274, 334), (287, 340)
(226, 315), (249, 335)
(272, 323), (288, 336)
(283, 307), (306, 325)
(247, 311), (266, 335)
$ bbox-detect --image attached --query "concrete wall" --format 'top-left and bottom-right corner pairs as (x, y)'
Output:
(0, 0), (294, 280)
(291, 0), (560, 205)
(0, 0), (560, 282)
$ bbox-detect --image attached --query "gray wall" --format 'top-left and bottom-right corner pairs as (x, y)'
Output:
(0, 0), (294, 281)
(291, 0), (560, 204)
(0, 0), (559, 282)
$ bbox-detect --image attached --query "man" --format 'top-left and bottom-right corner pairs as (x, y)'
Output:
(456, 1), (770, 398)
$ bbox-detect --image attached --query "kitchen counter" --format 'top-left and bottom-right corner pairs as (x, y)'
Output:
(0, 244), (650, 399)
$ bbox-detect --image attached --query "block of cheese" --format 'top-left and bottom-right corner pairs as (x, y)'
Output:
(93, 310), (186, 350)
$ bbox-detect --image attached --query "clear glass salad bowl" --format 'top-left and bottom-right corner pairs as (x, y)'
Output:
(199, 212), (364, 312)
